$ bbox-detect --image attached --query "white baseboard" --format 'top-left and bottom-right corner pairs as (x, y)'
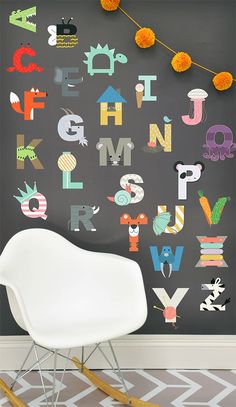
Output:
(0, 335), (236, 370)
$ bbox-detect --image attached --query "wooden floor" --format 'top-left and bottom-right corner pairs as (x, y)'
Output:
(0, 369), (236, 406)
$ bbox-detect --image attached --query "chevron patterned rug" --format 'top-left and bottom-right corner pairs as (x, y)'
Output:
(0, 369), (236, 406)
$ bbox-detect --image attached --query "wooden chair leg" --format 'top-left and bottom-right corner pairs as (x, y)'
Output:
(0, 378), (27, 407)
(72, 357), (160, 407)
(0, 358), (161, 407)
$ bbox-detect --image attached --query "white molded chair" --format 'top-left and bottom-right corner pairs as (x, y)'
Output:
(0, 229), (154, 407)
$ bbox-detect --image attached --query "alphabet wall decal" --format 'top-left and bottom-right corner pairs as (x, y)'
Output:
(96, 138), (134, 166)
(150, 246), (184, 278)
(16, 134), (43, 170)
(143, 122), (172, 153)
(83, 44), (127, 76)
(196, 236), (228, 267)
(48, 18), (78, 48)
(10, 88), (47, 121)
(54, 68), (83, 97)
(198, 191), (230, 225)
(200, 278), (230, 311)
(57, 152), (83, 189)
(7, 44), (43, 73)
(182, 89), (208, 125)
(14, 181), (47, 220)
(57, 109), (87, 145)
(69, 205), (100, 231)
(97, 86), (127, 125)
(149, 246), (184, 278)
(152, 288), (189, 323)
(4, 0), (235, 337)
(136, 75), (157, 103)
(153, 205), (185, 235)
(107, 174), (144, 205)
(9, 7), (36, 32)
(174, 162), (205, 200)
(203, 125), (236, 161)
(120, 213), (148, 252)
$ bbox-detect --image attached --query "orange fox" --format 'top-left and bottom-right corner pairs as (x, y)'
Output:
(10, 88), (48, 120)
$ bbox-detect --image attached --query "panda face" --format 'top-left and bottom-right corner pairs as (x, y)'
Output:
(174, 161), (205, 200)
(174, 161), (205, 179)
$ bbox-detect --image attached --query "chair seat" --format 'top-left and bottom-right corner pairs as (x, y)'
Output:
(25, 314), (139, 349)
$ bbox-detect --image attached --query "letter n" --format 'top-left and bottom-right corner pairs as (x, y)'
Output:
(149, 124), (172, 152)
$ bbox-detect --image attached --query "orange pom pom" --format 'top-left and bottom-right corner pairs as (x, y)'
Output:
(135, 27), (155, 49)
(100, 0), (120, 11)
(212, 72), (233, 91)
(171, 52), (192, 72)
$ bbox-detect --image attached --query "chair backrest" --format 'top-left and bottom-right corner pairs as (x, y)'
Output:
(0, 229), (147, 339)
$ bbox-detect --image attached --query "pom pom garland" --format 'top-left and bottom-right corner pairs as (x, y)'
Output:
(100, 0), (120, 11)
(99, 1), (235, 90)
(212, 72), (233, 91)
(171, 52), (192, 72)
(135, 27), (155, 48)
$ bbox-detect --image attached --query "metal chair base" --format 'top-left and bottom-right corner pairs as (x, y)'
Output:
(0, 342), (160, 407)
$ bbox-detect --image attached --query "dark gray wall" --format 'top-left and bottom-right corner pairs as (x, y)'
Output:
(0, 0), (235, 335)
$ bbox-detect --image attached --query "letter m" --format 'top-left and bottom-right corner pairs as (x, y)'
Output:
(97, 138), (134, 166)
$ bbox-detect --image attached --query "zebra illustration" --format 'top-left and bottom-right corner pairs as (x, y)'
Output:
(200, 277), (231, 311)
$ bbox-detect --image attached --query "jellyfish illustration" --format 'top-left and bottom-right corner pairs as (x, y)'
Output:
(182, 88), (208, 126)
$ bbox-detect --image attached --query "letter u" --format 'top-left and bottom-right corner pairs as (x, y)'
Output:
(157, 205), (184, 234)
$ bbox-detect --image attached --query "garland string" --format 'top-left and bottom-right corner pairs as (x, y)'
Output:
(117, 4), (236, 81)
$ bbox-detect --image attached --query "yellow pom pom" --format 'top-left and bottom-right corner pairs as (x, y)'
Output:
(135, 27), (155, 49)
(171, 52), (192, 72)
(212, 72), (233, 91)
(100, 0), (120, 11)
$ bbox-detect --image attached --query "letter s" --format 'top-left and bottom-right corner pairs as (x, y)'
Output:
(120, 174), (144, 204)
